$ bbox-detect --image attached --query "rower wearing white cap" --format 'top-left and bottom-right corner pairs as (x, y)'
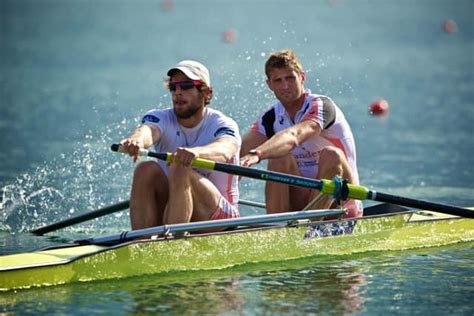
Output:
(120, 60), (241, 229)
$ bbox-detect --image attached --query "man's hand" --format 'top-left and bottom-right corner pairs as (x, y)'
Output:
(120, 138), (144, 162)
(169, 147), (199, 167)
(240, 154), (260, 167)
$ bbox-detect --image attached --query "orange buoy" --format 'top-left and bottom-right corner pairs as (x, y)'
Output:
(369, 99), (389, 116)
(222, 28), (237, 43)
(443, 19), (457, 33)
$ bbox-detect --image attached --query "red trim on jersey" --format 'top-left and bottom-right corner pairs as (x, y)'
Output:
(250, 120), (259, 133)
(302, 98), (323, 122)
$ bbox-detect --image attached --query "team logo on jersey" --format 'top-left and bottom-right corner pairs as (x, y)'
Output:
(214, 127), (235, 137)
(142, 115), (160, 124)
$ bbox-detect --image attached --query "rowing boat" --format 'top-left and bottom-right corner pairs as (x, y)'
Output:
(2, 146), (472, 292)
(1, 203), (473, 292)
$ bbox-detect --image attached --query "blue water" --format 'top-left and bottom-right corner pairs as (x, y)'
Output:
(1, 0), (473, 314)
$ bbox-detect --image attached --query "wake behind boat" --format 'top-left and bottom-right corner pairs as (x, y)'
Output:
(1, 203), (473, 292)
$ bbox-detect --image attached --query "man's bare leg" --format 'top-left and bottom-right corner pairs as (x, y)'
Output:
(164, 163), (221, 224)
(266, 154), (313, 213)
(130, 161), (168, 229)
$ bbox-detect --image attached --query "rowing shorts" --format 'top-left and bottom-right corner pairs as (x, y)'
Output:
(342, 199), (363, 218)
(210, 196), (240, 220)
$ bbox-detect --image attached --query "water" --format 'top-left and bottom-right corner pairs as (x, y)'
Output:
(1, 0), (473, 314)
(1, 245), (473, 315)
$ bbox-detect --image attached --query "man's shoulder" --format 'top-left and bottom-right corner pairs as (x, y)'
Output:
(307, 93), (328, 102)
(142, 108), (174, 125)
(206, 107), (227, 116)
(205, 108), (240, 139)
(307, 94), (339, 108)
(259, 101), (282, 117)
(206, 108), (237, 124)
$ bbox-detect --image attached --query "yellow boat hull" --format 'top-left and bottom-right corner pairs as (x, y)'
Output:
(1, 211), (473, 292)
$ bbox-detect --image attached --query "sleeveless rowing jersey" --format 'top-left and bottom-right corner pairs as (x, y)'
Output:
(142, 107), (241, 207)
(251, 90), (360, 186)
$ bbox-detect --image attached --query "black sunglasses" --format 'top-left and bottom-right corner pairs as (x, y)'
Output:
(168, 80), (202, 92)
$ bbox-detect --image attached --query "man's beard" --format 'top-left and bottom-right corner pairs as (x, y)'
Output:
(174, 101), (204, 119)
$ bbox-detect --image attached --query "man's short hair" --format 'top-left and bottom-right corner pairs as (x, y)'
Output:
(265, 49), (304, 78)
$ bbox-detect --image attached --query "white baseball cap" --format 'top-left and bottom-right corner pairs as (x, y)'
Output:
(167, 60), (211, 86)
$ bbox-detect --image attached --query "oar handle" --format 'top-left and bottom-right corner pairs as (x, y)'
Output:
(111, 143), (168, 161)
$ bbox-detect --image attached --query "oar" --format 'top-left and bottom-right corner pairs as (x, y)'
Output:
(30, 198), (264, 236)
(111, 144), (474, 219)
(31, 201), (130, 235)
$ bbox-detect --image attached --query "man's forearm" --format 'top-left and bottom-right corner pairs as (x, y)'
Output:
(192, 139), (238, 163)
(256, 129), (299, 160)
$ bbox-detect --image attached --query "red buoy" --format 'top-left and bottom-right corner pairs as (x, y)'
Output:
(222, 29), (237, 43)
(443, 19), (457, 33)
(369, 99), (389, 116)
(160, 0), (174, 11)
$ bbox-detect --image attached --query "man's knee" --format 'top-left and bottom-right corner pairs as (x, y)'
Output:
(133, 161), (164, 182)
(130, 161), (168, 204)
(319, 147), (346, 167)
(319, 147), (354, 181)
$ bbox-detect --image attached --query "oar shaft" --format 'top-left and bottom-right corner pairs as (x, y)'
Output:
(369, 191), (473, 218)
(131, 147), (369, 199)
(214, 162), (324, 190)
(110, 144), (473, 219)
(31, 201), (130, 235)
(213, 161), (472, 218)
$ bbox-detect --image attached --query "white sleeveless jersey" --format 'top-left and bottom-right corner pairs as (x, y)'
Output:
(142, 107), (241, 206)
(251, 90), (360, 185)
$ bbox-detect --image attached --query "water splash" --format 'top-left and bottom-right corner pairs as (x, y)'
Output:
(0, 127), (133, 233)
(0, 171), (65, 232)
